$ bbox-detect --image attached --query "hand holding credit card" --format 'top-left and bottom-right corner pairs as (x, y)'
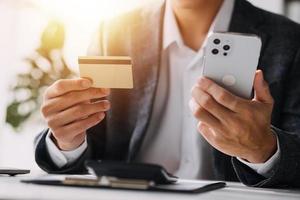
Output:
(79, 56), (133, 89)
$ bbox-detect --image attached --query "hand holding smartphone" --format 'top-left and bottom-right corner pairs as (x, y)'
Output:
(203, 32), (262, 99)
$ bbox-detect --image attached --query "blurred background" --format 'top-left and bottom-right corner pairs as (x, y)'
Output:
(0, 0), (299, 171)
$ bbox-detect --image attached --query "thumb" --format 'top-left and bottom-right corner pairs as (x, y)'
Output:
(253, 70), (273, 104)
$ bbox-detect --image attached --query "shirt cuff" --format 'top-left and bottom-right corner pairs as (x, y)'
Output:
(45, 130), (88, 168)
(236, 133), (280, 178)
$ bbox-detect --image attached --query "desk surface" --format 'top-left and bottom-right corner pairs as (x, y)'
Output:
(1, 174), (300, 200)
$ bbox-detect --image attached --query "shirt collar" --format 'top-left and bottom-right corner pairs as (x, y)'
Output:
(163, 0), (184, 49)
(163, 0), (235, 50)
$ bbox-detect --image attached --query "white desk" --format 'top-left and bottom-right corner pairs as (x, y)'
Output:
(1, 174), (300, 200)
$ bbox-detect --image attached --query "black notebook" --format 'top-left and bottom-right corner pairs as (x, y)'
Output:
(0, 167), (30, 176)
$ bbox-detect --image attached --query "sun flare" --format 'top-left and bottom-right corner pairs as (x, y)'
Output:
(34, 0), (146, 69)
(38, 0), (143, 24)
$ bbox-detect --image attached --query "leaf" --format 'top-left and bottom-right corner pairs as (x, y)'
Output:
(39, 20), (65, 52)
(5, 102), (31, 129)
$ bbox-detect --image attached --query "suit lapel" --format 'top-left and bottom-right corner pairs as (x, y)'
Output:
(229, 0), (269, 65)
(126, 1), (166, 161)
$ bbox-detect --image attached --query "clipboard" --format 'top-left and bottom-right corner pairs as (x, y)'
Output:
(21, 176), (226, 194)
(21, 160), (226, 194)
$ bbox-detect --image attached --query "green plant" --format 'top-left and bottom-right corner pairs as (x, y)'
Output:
(6, 20), (76, 130)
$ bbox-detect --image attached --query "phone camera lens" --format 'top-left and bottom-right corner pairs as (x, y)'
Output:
(223, 45), (230, 51)
(223, 52), (228, 56)
(212, 49), (219, 55)
(213, 39), (221, 45)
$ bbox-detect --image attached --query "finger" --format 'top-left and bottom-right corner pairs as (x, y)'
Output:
(191, 86), (233, 122)
(42, 88), (110, 115)
(253, 70), (274, 104)
(58, 112), (105, 140)
(45, 78), (93, 99)
(189, 98), (223, 130)
(47, 100), (110, 128)
(197, 77), (247, 112)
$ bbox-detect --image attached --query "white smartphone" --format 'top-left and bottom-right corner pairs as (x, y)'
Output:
(203, 32), (262, 99)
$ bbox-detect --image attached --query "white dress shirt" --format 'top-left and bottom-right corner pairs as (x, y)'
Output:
(45, 0), (280, 178)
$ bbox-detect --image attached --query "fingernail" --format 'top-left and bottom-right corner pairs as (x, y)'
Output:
(260, 71), (265, 85)
(189, 98), (198, 111)
(104, 101), (111, 109)
(190, 86), (196, 94)
(256, 70), (265, 86)
(81, 79), (92, 88)
(99, 112), (105, 119)
(102, 88), (110, 95)
(197, 77), (206, 85)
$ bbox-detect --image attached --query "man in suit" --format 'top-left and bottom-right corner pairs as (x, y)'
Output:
(35, 0), (300, 187)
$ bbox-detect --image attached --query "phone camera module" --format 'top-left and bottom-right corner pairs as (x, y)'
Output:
(223, 45), (230, 51)
(213, 39), (221, 45)
(212, 49), (219, 55)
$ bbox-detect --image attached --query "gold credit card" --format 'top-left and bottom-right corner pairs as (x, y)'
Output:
(78, 56), (133, 89)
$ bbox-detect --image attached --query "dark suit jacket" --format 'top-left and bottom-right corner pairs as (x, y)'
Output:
(35, 0), (300, 188)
